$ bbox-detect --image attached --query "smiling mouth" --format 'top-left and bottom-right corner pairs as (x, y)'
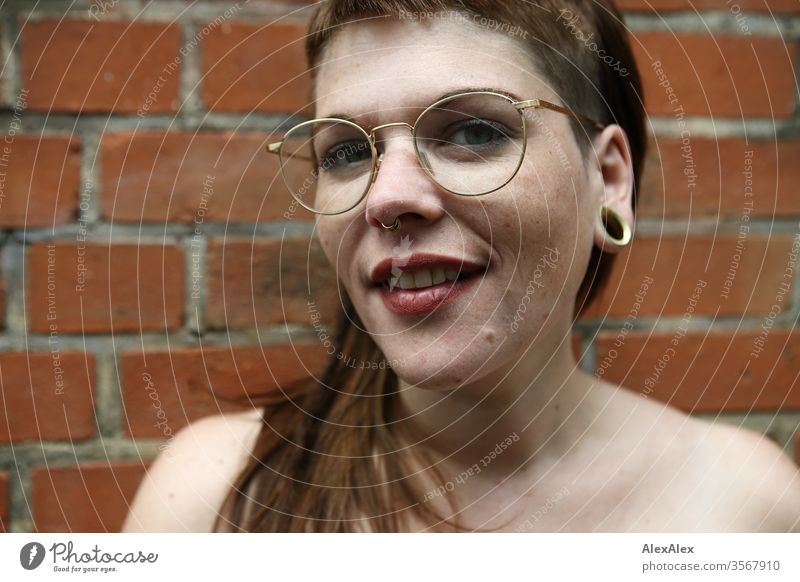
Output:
(379, 267), (481, 291)
(375, 266), (488, 316)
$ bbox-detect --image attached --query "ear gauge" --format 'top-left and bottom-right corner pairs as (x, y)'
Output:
(597, 205), (632, 248)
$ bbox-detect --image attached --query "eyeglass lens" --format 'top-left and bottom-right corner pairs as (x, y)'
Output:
(279, 93), (527, 214)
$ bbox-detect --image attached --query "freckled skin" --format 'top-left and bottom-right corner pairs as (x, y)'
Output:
(306, 17), (800, 533)
(314, 18), (597, 391)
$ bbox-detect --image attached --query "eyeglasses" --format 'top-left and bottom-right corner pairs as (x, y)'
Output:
(266, 90), (605, 216)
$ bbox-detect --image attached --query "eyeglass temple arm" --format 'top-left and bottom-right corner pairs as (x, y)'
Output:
(265, 141), (314, 162)
(515, 99), (604, 131)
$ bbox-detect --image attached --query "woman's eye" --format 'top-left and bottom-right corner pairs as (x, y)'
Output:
(446, 119), (511, 148)
(318, 140), (372, 170)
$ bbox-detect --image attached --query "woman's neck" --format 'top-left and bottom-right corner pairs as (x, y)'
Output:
(394, 331), (607, 483)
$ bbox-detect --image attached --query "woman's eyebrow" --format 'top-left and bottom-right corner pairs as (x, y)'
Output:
(437, 86), (522, 101)
(319, 86), (524, 121)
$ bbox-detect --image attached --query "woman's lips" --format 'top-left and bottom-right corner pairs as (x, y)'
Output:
(376, 269), (485, 316)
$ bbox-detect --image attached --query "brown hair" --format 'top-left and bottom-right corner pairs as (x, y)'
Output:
(215, 0), (646, 532)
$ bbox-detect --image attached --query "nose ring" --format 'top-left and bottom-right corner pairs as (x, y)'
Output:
(380, 218), (401, 232)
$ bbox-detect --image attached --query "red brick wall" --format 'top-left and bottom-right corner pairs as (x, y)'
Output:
(0, 0), (797, 532)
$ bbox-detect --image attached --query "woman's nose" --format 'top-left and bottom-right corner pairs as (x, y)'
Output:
(363, 127), (446, 230)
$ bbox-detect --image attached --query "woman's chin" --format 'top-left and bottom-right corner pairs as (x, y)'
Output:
(389, 359), (481, 392)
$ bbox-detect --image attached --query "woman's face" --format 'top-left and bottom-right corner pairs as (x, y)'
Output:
(313, 16), (610, 390)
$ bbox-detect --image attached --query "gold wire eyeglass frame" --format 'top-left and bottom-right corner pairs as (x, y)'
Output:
(265, 90), (606, 216)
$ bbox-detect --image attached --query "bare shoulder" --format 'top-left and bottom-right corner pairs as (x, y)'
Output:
(121, 408), (264, 532)
(602, 386), (800, 531)
(690, 418), (800, 532)
(638, 397), (800, 532)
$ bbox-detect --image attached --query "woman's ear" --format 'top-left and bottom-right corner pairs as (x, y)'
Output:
(591, 124), (634, 254)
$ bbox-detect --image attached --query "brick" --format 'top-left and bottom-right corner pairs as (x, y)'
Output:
(639, 137), (800, 218)
(201, 20), (312, 113)
(0, 471), (8, 532)
(32, 461), (148, 532)
(618, 0), (800, 11)
(0, 351), (95, 444)
(632, 33), (796, 117)
(121, 343), (329, 437)
(584, 234), (796, 318)
(596, 330), (800, 413)
(22, 19), (180, 113)
(99, 131), (313, 223)
(0, 135), (81, 228)
(26, 243), (184, 333)
(206, 237), (338, 329)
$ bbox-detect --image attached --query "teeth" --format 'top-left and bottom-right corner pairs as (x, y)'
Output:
(397, 272), (416, 290)
(387, 267), (469, 290)
(414, 270), (433, 288)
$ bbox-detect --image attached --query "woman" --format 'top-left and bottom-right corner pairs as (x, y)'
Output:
(123, 0), (800, 533)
